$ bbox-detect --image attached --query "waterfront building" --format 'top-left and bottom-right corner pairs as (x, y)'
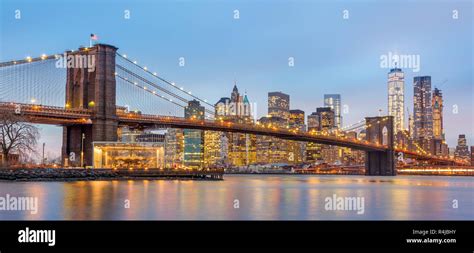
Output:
(288, 109), (306, 164)
(306, 112), (321, 162)
(215, 84), (256, 166)
(413, 76), (433, 151)
(471, 146), (474, 166)
(407, 108), (414, 139)
(305, 108), (335, 163)
(120, 127), (142, 143)
(324, 94), (342, 129)
(315, 107), (338, 163)
(165, 128), (184, 168)
(387, 68), (405, 134)
(93, 142), (165, 169)
(432, 88), (444, 140)
(0, 153), (20, 166)
(183, 100), (205, 168)
(429, 138), (449, 157)
(255, 92), (291, 164)
(204, 130), (226, 168)
(315, 107), (335, 131)
(256, 116), (289, 164)
(135, 131), (166, 143)
(268, 91), (290, 121)
(454, 134), (470, 162)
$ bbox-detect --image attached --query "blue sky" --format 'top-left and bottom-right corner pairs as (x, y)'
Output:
(0, 0), (472, 158)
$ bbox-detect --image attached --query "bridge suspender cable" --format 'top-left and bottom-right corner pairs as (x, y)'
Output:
(115, 65), (215, 117)
(115, 74), (189, 110)
(115, 53), (215, 109)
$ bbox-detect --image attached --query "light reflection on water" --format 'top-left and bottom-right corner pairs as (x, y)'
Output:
(0, 175), (472, 220)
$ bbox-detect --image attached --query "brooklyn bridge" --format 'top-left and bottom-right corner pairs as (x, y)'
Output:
(0, 44), (466, 175)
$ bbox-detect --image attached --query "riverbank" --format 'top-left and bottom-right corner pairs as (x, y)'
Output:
(0, 168), (224, 181)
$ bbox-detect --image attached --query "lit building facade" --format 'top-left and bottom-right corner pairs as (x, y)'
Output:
(268, 92), (290, 121)
(471, 146), (474, 166)
(165, 128), (184, 168)
(288, 109), (306, 164)
(413, 76), (433, 141)
(454, 134), (470, 162)
(387, 68), (405, 133)
(214, 85), (256, 167)
(315, 107), (335, 131)
(256, 116), (289, 164)
(93, 142), (164, 169)
(432, 88), (444, 140)
(183, 100), (205, 168)
(306, 112), (322, 162)
(255, 92), (291, 164)
(315, 107), (337, 164)
(204, 130), (226, 168)
(324, 94), (342, 129)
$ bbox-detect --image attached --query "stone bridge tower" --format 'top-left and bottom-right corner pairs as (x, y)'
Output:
(61, 44), (118, 167)
(365, 116), (396, 176)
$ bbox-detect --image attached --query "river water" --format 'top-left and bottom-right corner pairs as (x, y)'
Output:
(0, 175), (472, 220)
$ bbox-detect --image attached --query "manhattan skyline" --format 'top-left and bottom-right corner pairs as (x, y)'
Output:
(0, 0), (472, 157)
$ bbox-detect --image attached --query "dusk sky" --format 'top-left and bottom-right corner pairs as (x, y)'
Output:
(1, 0), (472, 158)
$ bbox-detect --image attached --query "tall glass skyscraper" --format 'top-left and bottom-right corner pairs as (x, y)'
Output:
(323, 94), (341, 129)
(413, 76), (433, 140)
(268, 92), (290, 121)
(432, 88), (444, 140)
(183, 100), (205, 168)
(387, 68), (405, 133)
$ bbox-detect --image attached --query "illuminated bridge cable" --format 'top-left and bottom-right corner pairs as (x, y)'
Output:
(116, 74), (188, 110)
(0, 58), (66, 107)
(115, 64), (215, 117)
(115, 52), (215, 108)
(342, 119), (366, 131)
(0, 53), (62, 68)
(116, 64), (191, 104)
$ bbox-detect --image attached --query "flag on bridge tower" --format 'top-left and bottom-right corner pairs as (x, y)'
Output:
(89, 34), (99, 47)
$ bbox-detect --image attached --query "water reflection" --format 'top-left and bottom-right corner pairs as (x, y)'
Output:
(0, 175), (472, 220)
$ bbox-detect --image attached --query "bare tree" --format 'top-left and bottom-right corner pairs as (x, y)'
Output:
(0, 112), (40, 167)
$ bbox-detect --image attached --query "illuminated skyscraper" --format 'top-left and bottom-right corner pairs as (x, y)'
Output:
(268, 92), (290, 121)
(305, 108), (335, 163)
(306, 112), (322, 162)
(288, 109), (306, 164)
(215, 84), (256, 166)
(454, 134), (470, 162)
(413, 76), (433, 141)
(165, 128), (184, 168)
(315, 107), (338, 163)
(324, 94), (342, 129)
(256, 92), (291, 164)
(256, 116), (288, 164)
(432, 88), (444, 140)
(289, 109), (305, 130)
(471, 146), (474, 166)
(387, 68), (405, 133)
(183, 100), (205, 168)
(407, 108), (414, 139)
(315, 107), (335, 131)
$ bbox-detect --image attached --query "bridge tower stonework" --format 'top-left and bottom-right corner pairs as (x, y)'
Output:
(61, 44), (118, 167)
(365, 116), (396, 176)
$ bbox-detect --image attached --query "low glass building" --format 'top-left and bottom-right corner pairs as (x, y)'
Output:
(93, 142), (164, 169)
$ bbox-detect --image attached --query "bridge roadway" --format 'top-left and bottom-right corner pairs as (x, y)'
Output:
(0, 102), (465, 165)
